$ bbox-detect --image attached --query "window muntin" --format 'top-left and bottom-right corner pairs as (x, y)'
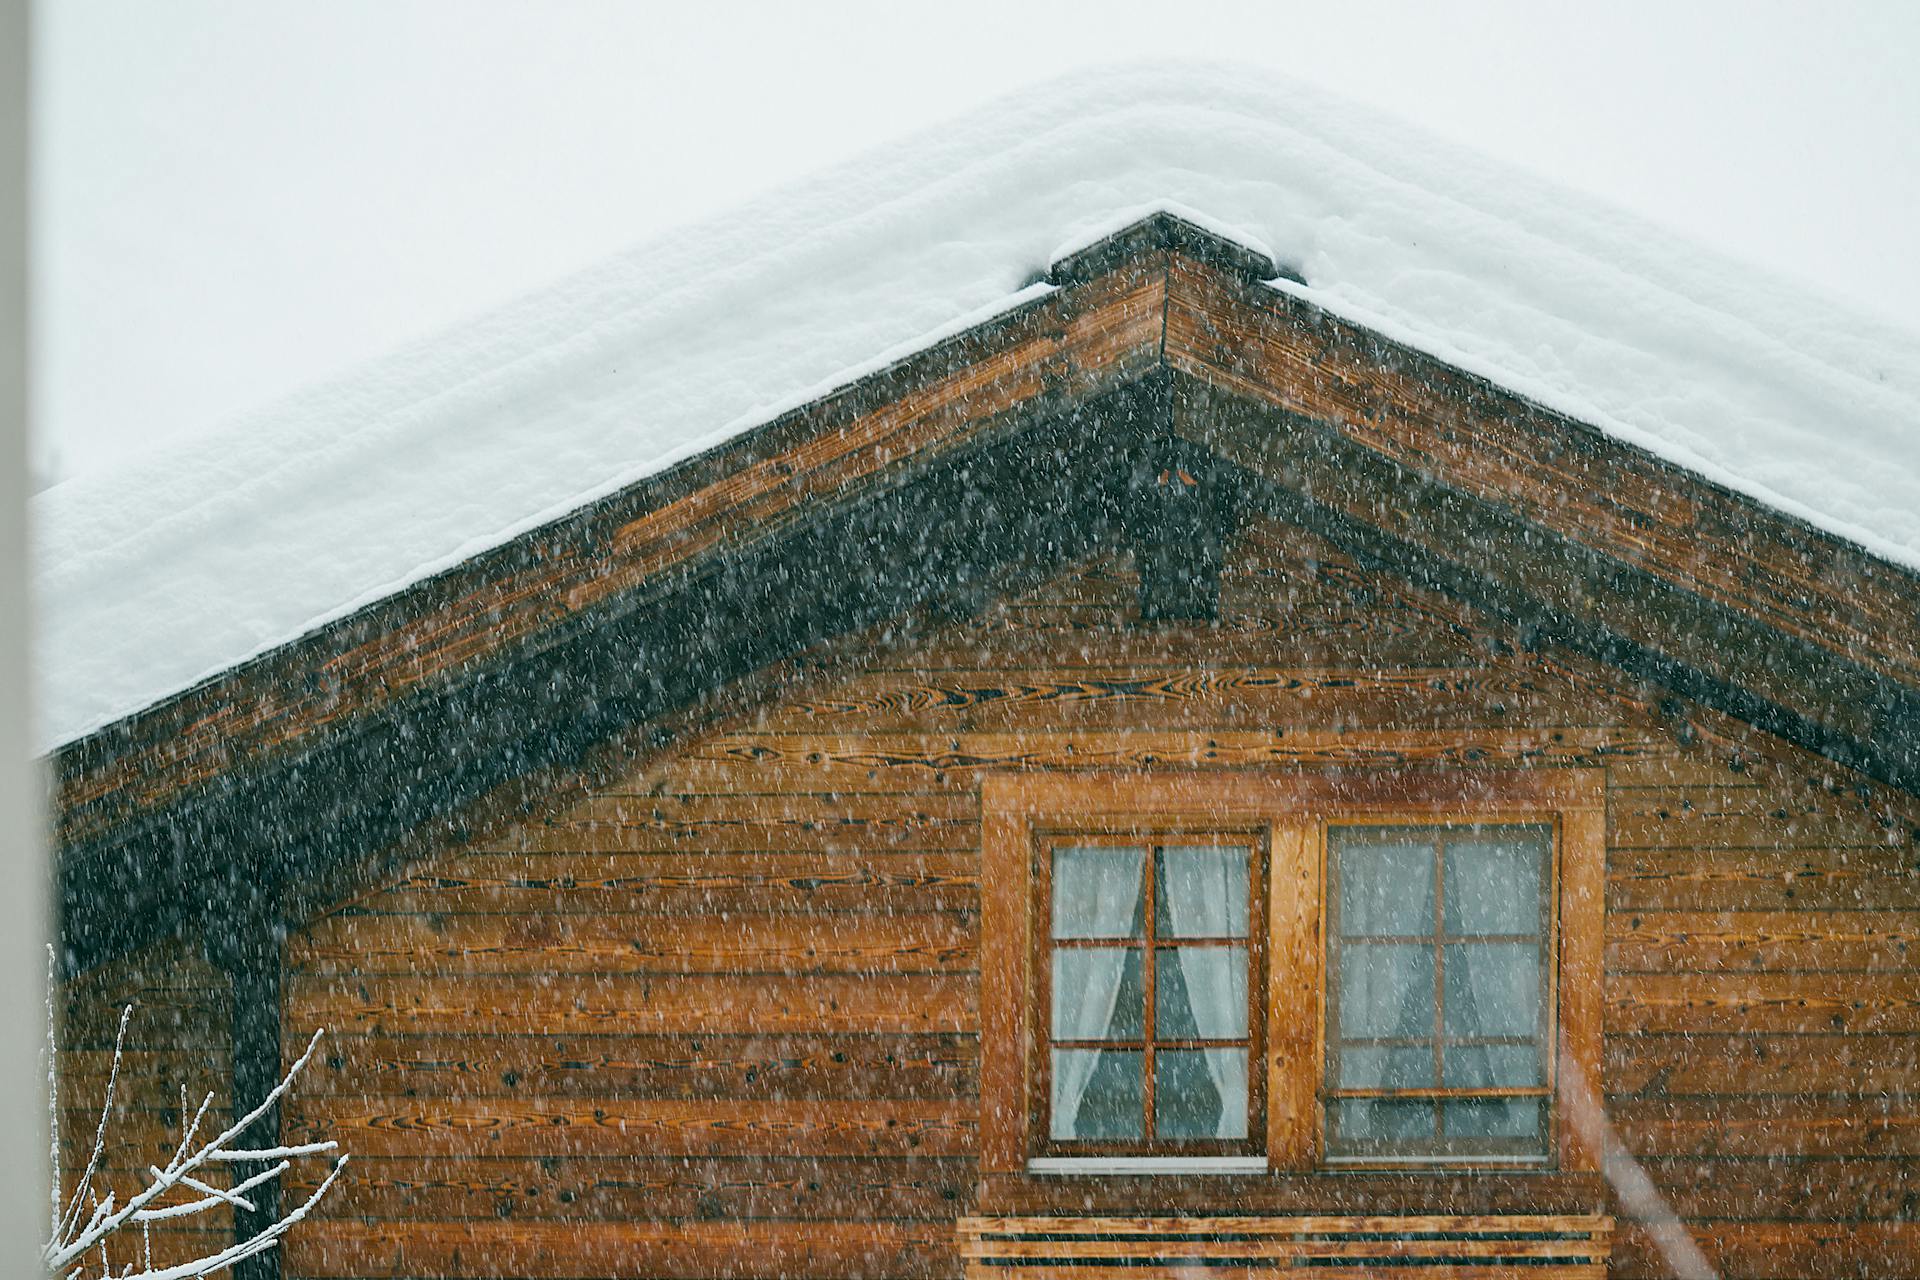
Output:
(1037, 834), (1264, 1154)
(1324, 823), (1555, 1162)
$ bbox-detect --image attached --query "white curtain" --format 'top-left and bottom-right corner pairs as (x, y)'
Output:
(1050, 846), (1146, 1139)
(1165, 847), (1250, 1138)
(1442, 836), (1544, 1096)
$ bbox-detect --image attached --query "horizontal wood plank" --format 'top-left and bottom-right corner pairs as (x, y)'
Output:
(290, 972), (975, 1036)
(291, 1154), (972, 1221)
(1606, 909), (1920, 972)
(1610, 1220), (1920, 1278)
(1608, 972), (1920, 1034)
(290, 1095), (974, 1158)
(971, 1173), (1609, 1218)
(1625, 1157), (1920, 1221)
(962, 1213), (1610, 1236)
(521, 792), (978, 853)
(1607, 849), (1920, 912)
(1608, 787), (1902, 849)
(291, 910), (974, 975)
(746, 665), (1602, 735)
(1609, 1095), (1920, 1157)
(302, 1032), (976, 1100)
(1604, 1032), (1920, 1096)
(657, 727), (1668, 794)
(360, 851), (979, 916)
(286, 1218), (957, 1279)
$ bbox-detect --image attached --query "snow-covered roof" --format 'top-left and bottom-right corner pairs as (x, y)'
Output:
(33, 61), (1920, 754)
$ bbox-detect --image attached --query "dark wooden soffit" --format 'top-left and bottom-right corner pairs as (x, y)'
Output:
(50, 213), (1920, 972)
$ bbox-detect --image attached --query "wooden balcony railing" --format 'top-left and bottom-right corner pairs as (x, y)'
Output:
(958, 1213), (1613, 1278)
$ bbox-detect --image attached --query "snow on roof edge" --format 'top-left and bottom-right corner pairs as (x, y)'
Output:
(33, 59), (1920, 754)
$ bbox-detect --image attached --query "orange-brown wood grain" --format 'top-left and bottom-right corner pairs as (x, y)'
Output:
(56, 513), (1918, 1280)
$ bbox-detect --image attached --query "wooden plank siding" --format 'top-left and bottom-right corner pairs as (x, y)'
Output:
(55, 511), (1920, 1278)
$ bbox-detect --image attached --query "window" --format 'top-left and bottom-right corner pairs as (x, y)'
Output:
(1037, 834), (1265, 1153)
(1324, 823), (1553, 1163)
(979, 772), (1603, 1175)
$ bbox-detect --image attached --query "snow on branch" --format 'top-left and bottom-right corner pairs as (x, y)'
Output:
(44, 948), (348, 1280)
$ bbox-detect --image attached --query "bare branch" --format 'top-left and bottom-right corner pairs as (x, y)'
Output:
(45, 996), (347, 1280)
(57, 1004), (129, 1250)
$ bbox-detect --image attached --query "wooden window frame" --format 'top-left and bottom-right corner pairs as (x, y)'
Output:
(1321, 819), (1557, 1167)
(979, 769), (1604, 1176)
(1031, 826), (1270, 1157)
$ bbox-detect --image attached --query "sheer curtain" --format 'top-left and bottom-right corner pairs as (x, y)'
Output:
(1051, 847), (1146, 1140)
(1443, 836), (1544, 1090)
(1165, 848), (1249, 1139)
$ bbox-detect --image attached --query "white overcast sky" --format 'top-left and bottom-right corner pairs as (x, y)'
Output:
(31, 0), (1920, 486)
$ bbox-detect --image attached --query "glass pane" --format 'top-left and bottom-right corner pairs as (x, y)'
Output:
(1336, 833), (1435, 935)
(1155, 846), (1249, 937)
(1339, 942), (1435, 1038)
(1338, 1045), (1434, 1090)
(1331, 1098), (1435, 1142)
(1156, 946), (1249, 1039)
(1053, 948), (1145, 1040)
(1444, 829), (1548, 935)
(1444, 1043), (1544, 1089)
(1051, 1049), (1143, 1140)
(1443, 942), (1540, 1039)
(1052, 846), (1147, 939)
(1156, 1049), (1248, 1140)
(1441, 1097), (1545, 1142)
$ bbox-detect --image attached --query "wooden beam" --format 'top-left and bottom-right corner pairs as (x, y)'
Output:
(1104, 371), (1247, 622)
(203, 870), (283, 1280)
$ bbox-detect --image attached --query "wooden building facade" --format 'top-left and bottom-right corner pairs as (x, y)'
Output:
(50, 216), (1920, 1279)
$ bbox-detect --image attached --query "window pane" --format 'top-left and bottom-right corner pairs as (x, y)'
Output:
(1156, 1049), (1248, 1140)
(1331, 1098), (1435, 1143)
(1155, 845), (1249, 937)
(1053, 949), (1144, 1040)
(1443, 829), (1548, 935)
(1443, 1043), (1544, 1089)
(1443, 942), (1540, 1039)
(1339, 942), (1435, 1038)
(1052, 846), (1146, 938)
(1336, 833), (1434, 935)
(1051, 1049), (1143, 1140)
(1441, 1097), (1544, 1141)
(1338, 1045), (1433, 1090)
(1156, 946), (1249, 1039)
